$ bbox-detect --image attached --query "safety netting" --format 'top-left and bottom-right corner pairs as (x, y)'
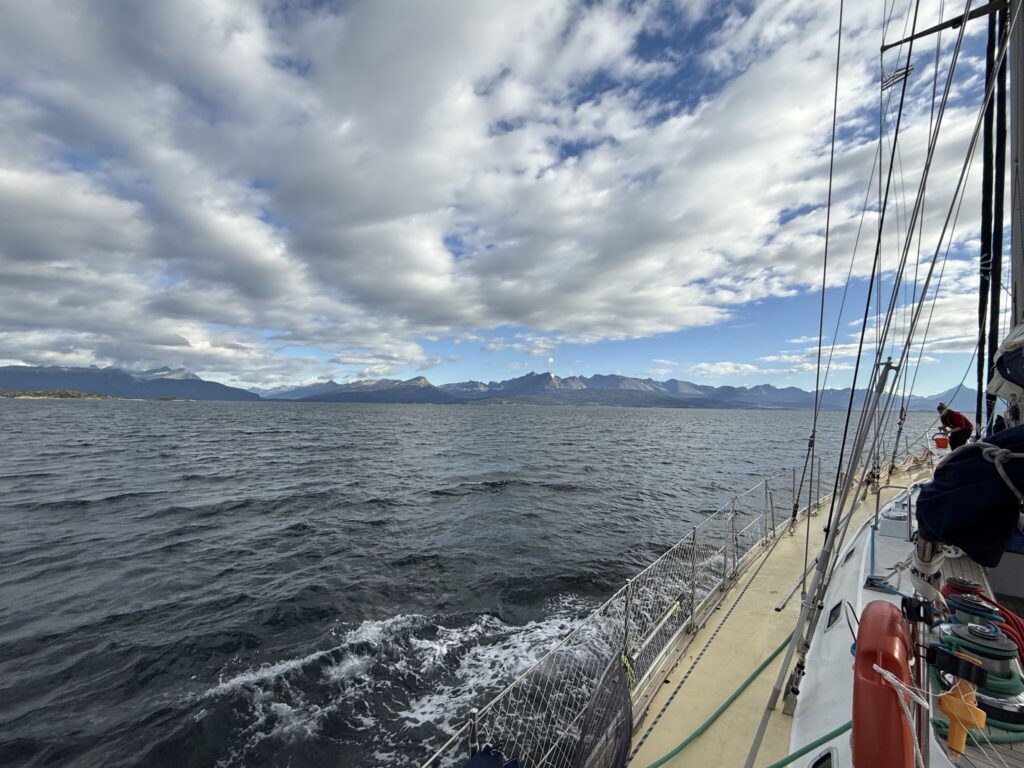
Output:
(419, 463), (845, 768)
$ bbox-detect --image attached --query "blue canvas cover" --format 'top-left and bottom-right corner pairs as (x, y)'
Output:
(996, 346), (1024, 389)
(916, 425), (1024, 567)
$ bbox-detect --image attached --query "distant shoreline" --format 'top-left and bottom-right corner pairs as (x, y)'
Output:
(0, 389), (115, 400)
(0, 390), (192, 401)
(0, 390), (944, 411)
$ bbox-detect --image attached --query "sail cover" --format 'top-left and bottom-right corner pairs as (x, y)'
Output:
(916, 425), (1024, 567)
(988, 321), (1024, 404)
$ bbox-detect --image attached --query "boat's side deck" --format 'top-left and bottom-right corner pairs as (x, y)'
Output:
(626, 478), (918, 767)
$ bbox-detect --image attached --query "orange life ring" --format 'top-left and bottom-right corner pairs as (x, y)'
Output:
(852, 600), (914, 768)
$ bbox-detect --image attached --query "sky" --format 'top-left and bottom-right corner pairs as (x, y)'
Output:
(0, 0), (1010, 393)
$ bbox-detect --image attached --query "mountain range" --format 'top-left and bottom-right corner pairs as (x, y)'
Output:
(0, 365), (977, 411)
(257, 370), (975, 411)
(0, 366), (260, 401)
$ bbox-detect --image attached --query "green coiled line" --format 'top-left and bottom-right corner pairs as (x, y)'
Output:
(928, 664), (1024, 738)
(935, 637), (1024, 697)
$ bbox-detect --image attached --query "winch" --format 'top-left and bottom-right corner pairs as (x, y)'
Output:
(946, 624), (1018, 676)
(935, 622), (1024, 725)
(946, 576), (983, 592)
(946, 592), (1003, 624)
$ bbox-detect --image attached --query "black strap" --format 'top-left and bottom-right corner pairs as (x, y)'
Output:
(926, 644), (989, 687)
(901, 595), (935, 625)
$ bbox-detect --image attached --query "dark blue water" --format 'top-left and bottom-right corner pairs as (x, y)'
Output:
(0, 401), (934, 767)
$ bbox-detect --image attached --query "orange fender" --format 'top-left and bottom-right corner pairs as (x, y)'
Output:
(852, 600), (914, 768)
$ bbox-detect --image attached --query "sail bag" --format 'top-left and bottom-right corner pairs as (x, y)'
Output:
(916, 425), (1024, 567)
(988, 322), (1024, 407)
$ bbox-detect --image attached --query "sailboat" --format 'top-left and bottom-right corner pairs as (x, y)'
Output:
(419, 2), (1024, 766)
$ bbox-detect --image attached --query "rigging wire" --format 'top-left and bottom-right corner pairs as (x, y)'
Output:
(888, 68), (972, 463)
(861, 0), (925, 432)
(900, 0), (985, 429)
(892, 1), (945, 459)
(837, 0), (983, 514)
(814, 0), (910, 401)
(869, 0), (980, 388)
(791, 0), (911, 548)
(789, 0), (910, 543)
(882, 0), (1021, 430)
(875, 0), (917, 466)
(838, 0), (1024, 579)
(824, 0), (923, 535)
(745, 3), (933, 766)
(905, 158), (973, 405)
(752, 4), (998, 764)
(880, 74), (916, 461)
(796, 0), (846, 608)
(858, 0), (1023, 545)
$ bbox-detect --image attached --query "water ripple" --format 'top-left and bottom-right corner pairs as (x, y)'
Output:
(0, 401), (934, 767)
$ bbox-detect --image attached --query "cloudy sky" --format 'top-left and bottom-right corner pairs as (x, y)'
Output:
(0, 0), (1006, 391)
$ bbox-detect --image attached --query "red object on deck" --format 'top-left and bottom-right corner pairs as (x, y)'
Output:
(932, 434), (949, 449)
(852, 601), (914, 768)
(942, 579), (1024, 654)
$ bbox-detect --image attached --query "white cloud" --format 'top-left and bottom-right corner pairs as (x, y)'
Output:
(690, 361), (766, 377)
(0, 0), (993, 384)
(482, 333), (561, 357)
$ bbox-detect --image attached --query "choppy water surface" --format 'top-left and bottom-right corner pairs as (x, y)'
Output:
(0, 401), (934, 767)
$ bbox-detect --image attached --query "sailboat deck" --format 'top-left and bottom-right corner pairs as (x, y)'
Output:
(626, 477), (921, 767)
(944, 551), (988, 584)
(960, 738), (1024, 768)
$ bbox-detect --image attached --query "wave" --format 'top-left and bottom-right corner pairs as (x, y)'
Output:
(0, 403), (889, 767)
(25, 490), (165, 511)
(429, 478), (522, 496)
(427, 478), (591, 497)
(200, 599), (591, 766)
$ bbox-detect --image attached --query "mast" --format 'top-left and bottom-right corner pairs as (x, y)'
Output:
(979, 9), (995, 431)
(1013, 0), (1024, 324)
(988, 2), (1008, 423)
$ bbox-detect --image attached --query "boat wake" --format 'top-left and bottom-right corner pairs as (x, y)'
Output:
(199, 597), (589, 767)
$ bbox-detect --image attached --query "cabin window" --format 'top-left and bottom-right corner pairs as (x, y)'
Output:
(810, 749), (835, 768)
(842, 546), (856, 564)
(825, 602), (842, 630)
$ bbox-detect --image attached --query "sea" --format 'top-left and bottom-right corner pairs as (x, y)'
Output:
(0, 400), (936, 768)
